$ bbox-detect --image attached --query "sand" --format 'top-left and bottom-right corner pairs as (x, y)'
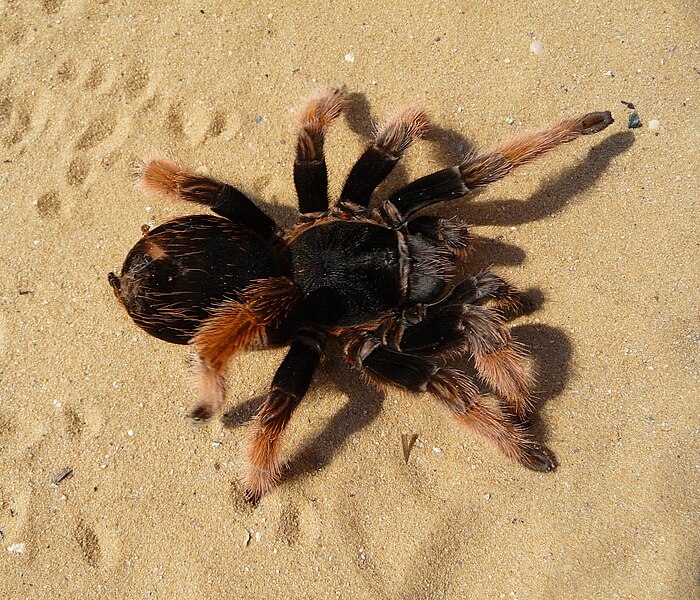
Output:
(1, 1), (698, 598)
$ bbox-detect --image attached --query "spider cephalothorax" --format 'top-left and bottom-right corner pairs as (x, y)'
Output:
(109, 89), (613, 501)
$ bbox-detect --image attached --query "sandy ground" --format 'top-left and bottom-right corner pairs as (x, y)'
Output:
(0, 1), (698, 598)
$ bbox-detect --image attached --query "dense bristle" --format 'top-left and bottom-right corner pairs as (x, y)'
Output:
(298, 87), (347, 128)
(243, 388), (299, 502)
(375, 107), (430, 157)
(459, 110), (613, 191)
(428, 368), (532, 463)
(140, 158), (183, 197)
(188, 359), (227, 423)
(473, 342), (535, 418)
(140, 158), (224, 205)
(296, 88), (347, 162)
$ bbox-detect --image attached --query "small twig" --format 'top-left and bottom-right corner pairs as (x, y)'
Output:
(401, 433), (418, 464)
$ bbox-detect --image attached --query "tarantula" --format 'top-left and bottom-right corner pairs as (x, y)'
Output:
(108, 89), (612, 501)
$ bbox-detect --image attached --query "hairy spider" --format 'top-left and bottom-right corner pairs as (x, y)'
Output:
(109, 89), (613, 502)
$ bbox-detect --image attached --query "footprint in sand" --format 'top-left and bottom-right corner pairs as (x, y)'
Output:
(74, 517), (100, 567)
(277, 503), (300, 546)
(36, 191), (61, 218)
(65, 59), (154, 188)
(0, 98), (32, 149)
(66, 156), (89, 186)
(71, 512), (120, 571)
(84, 61), (106, 92)
(165, 101), (241, 147)
(41, 0), (63, 14)
(56, 59), (77, 84)
(74, 115), (116, 152)
(121, 62), (149, 103)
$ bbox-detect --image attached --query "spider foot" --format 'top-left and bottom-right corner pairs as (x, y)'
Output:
(520, 445), (556, 472)
(579, 111), (614, 135)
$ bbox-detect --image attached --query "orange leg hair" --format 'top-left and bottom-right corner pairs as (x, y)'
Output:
(243, 332), (325, 502)
(294, 88), (347, 214)
(383, 111), (613, 224)
(345, 338), (553, 471)
(189, 277), (299, 423)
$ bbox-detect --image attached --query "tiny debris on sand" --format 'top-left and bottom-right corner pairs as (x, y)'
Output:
(648, 119), (660, 131)
(401, 433), (418, 464)
(529, 40), (544, 55)
(7, 543), (25, 554)
(628, 112), (642, 129)
(52, 468), (74, 485)
(239, 528), (251, 547)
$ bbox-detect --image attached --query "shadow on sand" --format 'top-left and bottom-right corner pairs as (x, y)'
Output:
(221, 97), (633, 483)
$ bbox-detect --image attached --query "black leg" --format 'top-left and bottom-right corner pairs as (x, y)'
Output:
(340, 107), (429, 208)
(399, 276), (535, 419)
(243, 330), (325, 502)
(294, 89), (346, 214)
(406, 216), (471, 253)
(343, 337), (553, 471)
(212, 184), (276, 235)
(381, 111), (613, 226)
(141, 158), (276, 236)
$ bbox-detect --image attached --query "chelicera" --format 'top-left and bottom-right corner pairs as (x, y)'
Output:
(108, 89), (613, 501)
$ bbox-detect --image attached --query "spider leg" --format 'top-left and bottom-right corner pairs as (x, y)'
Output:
(188, 277), (299, 423)
(294, 88), (346, 214)
(244, 331), (325, 503)
(400, 274), (534, 419)
(381, 111), (614, 226)
(140, 158), (276, 236)
(340, 107), (429, 207)
(344, 336), (552, 470)
(400, 271), (525, 355)
(406, 216), (472, 254)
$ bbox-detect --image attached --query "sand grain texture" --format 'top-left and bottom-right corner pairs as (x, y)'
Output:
(0, 1), (698, 599)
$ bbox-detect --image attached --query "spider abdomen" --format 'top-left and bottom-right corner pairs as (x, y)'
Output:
(111, 215), (284, 344)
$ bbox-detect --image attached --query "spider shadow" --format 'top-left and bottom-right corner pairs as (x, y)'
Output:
(219, 347), (385, 483)
(461, 131), (635, 226)
(343, 92), (478, 208)
(284, 349), (385, 484)
(511, 322), (573, 446)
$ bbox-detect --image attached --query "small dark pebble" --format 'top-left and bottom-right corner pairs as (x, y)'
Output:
(621, 100), (636, 110)
(255, 115), (264, 124)
(628, 112), (642, 129)
(511, 517), (526, 524)
(52, 468), (73, 485)
(214, 462), (221, 471)
(645, 415), (655, 423)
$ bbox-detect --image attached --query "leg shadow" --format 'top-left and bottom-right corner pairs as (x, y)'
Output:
(510, 323), (574, 443)
(464, 131), (635, 226)
(284, 350), (385, 483)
